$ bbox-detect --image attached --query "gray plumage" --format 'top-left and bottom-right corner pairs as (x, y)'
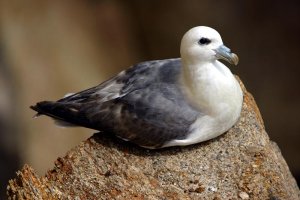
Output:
(32, 59), (201, 148)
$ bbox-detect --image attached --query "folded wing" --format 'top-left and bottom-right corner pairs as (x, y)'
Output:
(31, 59), (202, 148)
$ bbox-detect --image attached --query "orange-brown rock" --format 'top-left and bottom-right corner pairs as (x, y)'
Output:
(7, 78), (300, 199)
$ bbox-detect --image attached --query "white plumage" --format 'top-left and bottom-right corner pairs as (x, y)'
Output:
(164, 26), (243, 147)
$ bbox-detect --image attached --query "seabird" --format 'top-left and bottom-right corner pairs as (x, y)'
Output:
(31, 26), (243, 149)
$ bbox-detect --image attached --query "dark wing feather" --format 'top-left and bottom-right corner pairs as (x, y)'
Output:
(31, 58), (201, 148)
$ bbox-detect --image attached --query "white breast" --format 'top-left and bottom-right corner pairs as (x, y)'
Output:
(163, 61), (243, 147)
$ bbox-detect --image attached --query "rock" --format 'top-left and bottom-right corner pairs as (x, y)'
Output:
(239, 191), (249, 199)
(7, 78), (300, 199)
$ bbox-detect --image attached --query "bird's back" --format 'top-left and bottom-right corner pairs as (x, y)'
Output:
(31, 58), (201, 148)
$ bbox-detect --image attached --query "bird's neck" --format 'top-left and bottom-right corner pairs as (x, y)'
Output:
(180, 59), (238, 115)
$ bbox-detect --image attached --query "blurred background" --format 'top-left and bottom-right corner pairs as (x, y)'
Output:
(0, 0), (299, 197)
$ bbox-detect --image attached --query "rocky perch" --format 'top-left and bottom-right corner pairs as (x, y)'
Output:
(7, 78), (300, 199)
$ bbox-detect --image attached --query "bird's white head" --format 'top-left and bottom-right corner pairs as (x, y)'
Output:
(180, 26), (238, 66)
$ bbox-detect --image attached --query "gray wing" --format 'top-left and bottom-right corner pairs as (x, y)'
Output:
(31, 58), (201, 148)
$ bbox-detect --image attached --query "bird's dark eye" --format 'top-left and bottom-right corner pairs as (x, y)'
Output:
(198, 37), (211, 45)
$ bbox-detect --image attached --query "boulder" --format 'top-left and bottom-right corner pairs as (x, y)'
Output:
(7, 79), (300, 199)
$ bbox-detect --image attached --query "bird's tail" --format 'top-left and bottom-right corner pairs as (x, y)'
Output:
(30, 101), (82, 127)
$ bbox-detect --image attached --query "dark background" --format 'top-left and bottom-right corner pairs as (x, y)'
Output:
(0, 0), (299, 197)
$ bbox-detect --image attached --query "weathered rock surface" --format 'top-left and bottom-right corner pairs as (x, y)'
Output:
(7, 79), (300, 199)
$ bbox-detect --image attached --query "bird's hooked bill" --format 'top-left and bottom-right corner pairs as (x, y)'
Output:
(214, 45), (239, 65)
